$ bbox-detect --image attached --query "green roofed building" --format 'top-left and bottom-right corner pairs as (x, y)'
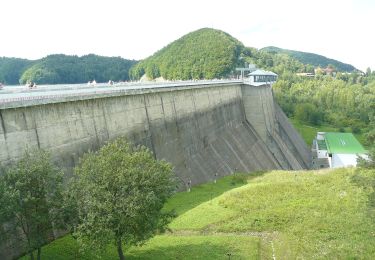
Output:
(313, 132), (368, 168)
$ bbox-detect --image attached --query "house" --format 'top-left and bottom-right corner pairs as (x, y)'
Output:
(312, 132), (368, 168)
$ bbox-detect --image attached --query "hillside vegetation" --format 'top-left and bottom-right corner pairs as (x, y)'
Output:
(1, 55), (136, 85)
(1, 28), (360, 85)
(273, 71), (375, 147)
(24, 168), (375, 259)
(19, 54), (137, 84)
(262, 46), (356, 72)
(129, 28), (244, 80)
(0, 57), (34, 85)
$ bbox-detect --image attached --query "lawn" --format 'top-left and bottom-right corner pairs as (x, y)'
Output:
(25, 234), (260, 260)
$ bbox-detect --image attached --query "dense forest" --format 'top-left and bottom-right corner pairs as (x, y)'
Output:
(261, 46), (356, 72)
(0, 55), (136, 85)
(20, 54), (137, 84)
(273, 71), (375, 145)
(0, 57), (34, 85)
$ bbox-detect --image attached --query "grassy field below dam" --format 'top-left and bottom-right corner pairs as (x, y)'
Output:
(22, 168), (375, 259)
(289, 118), (367, 147)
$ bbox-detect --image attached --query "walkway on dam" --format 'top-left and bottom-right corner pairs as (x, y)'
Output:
(0, 79), (243, 109)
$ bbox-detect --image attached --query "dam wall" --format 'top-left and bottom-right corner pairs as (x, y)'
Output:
(0, 83), (281, 184)
(0, 81), (310, 259)
(241, 84), (311, 170)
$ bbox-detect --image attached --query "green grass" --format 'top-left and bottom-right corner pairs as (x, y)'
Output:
(126, 235), (260, 259)
(170, 168), (375, 259)
(289, 118), (366, 147)
(23, 234), (259, 260)
(21, 168), (375, 259)
(163, 172), (261, 215)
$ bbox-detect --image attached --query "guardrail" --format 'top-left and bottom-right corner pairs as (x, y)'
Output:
(0, 79), (243, 108)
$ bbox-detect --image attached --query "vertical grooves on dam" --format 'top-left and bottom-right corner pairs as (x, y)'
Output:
(0, 111), (6, 138)
(35, 128), (41, 149)
(0, 83), (310, 183)
(143, 94), (156, 159)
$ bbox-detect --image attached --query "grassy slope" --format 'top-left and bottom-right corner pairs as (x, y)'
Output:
(170, 168), (375, 259)
(23, 169), (375, 259)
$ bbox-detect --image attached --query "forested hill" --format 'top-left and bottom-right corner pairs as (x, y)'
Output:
(0, 55), (136, 85)
(261, 46), (356, 72)
(129, 28), (245, 80)
(0, 29), (359, 84)
(19, 54), (137, 84)
(0, 57), (35, 85)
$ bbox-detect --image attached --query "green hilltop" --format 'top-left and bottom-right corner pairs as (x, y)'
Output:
(129, 28), (245, 80)
(261, 46), (356, 72)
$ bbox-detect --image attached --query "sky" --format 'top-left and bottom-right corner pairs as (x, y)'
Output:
(1, 0), (374, 71)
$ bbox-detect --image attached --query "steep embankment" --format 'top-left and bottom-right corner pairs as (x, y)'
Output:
(129, 28), (244, 80)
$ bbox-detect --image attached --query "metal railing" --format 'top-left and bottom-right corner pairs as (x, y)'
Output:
(0, 79), (243, 108)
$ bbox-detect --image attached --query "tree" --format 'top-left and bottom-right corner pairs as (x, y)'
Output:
(294, 103), (323, 125)
(0, 149), (64, 260)
(68, 138), (175, 260)
(366, 67), (372, 76)
(358, 113), (375, 169)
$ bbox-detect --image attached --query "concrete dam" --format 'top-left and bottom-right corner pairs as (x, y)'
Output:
(0, 80), (311, 259)
(0, 80), (311, 187)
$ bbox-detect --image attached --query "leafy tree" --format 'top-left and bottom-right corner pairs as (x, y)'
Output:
(0, 149), (64, 260)
(366, 67), (372, 76)
(294, 103), (323, 125)
(358, 112), (375, 168)
(68, 138), (175, 260)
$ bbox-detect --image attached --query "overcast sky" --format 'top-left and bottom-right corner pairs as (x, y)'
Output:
(1, 0), (374, 71)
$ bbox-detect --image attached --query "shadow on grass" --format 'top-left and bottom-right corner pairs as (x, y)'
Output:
(126, 242), (245, 260)
(164, 171), (267, 216)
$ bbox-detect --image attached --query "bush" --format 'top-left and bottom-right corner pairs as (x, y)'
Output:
(294, 103), (323, 125)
